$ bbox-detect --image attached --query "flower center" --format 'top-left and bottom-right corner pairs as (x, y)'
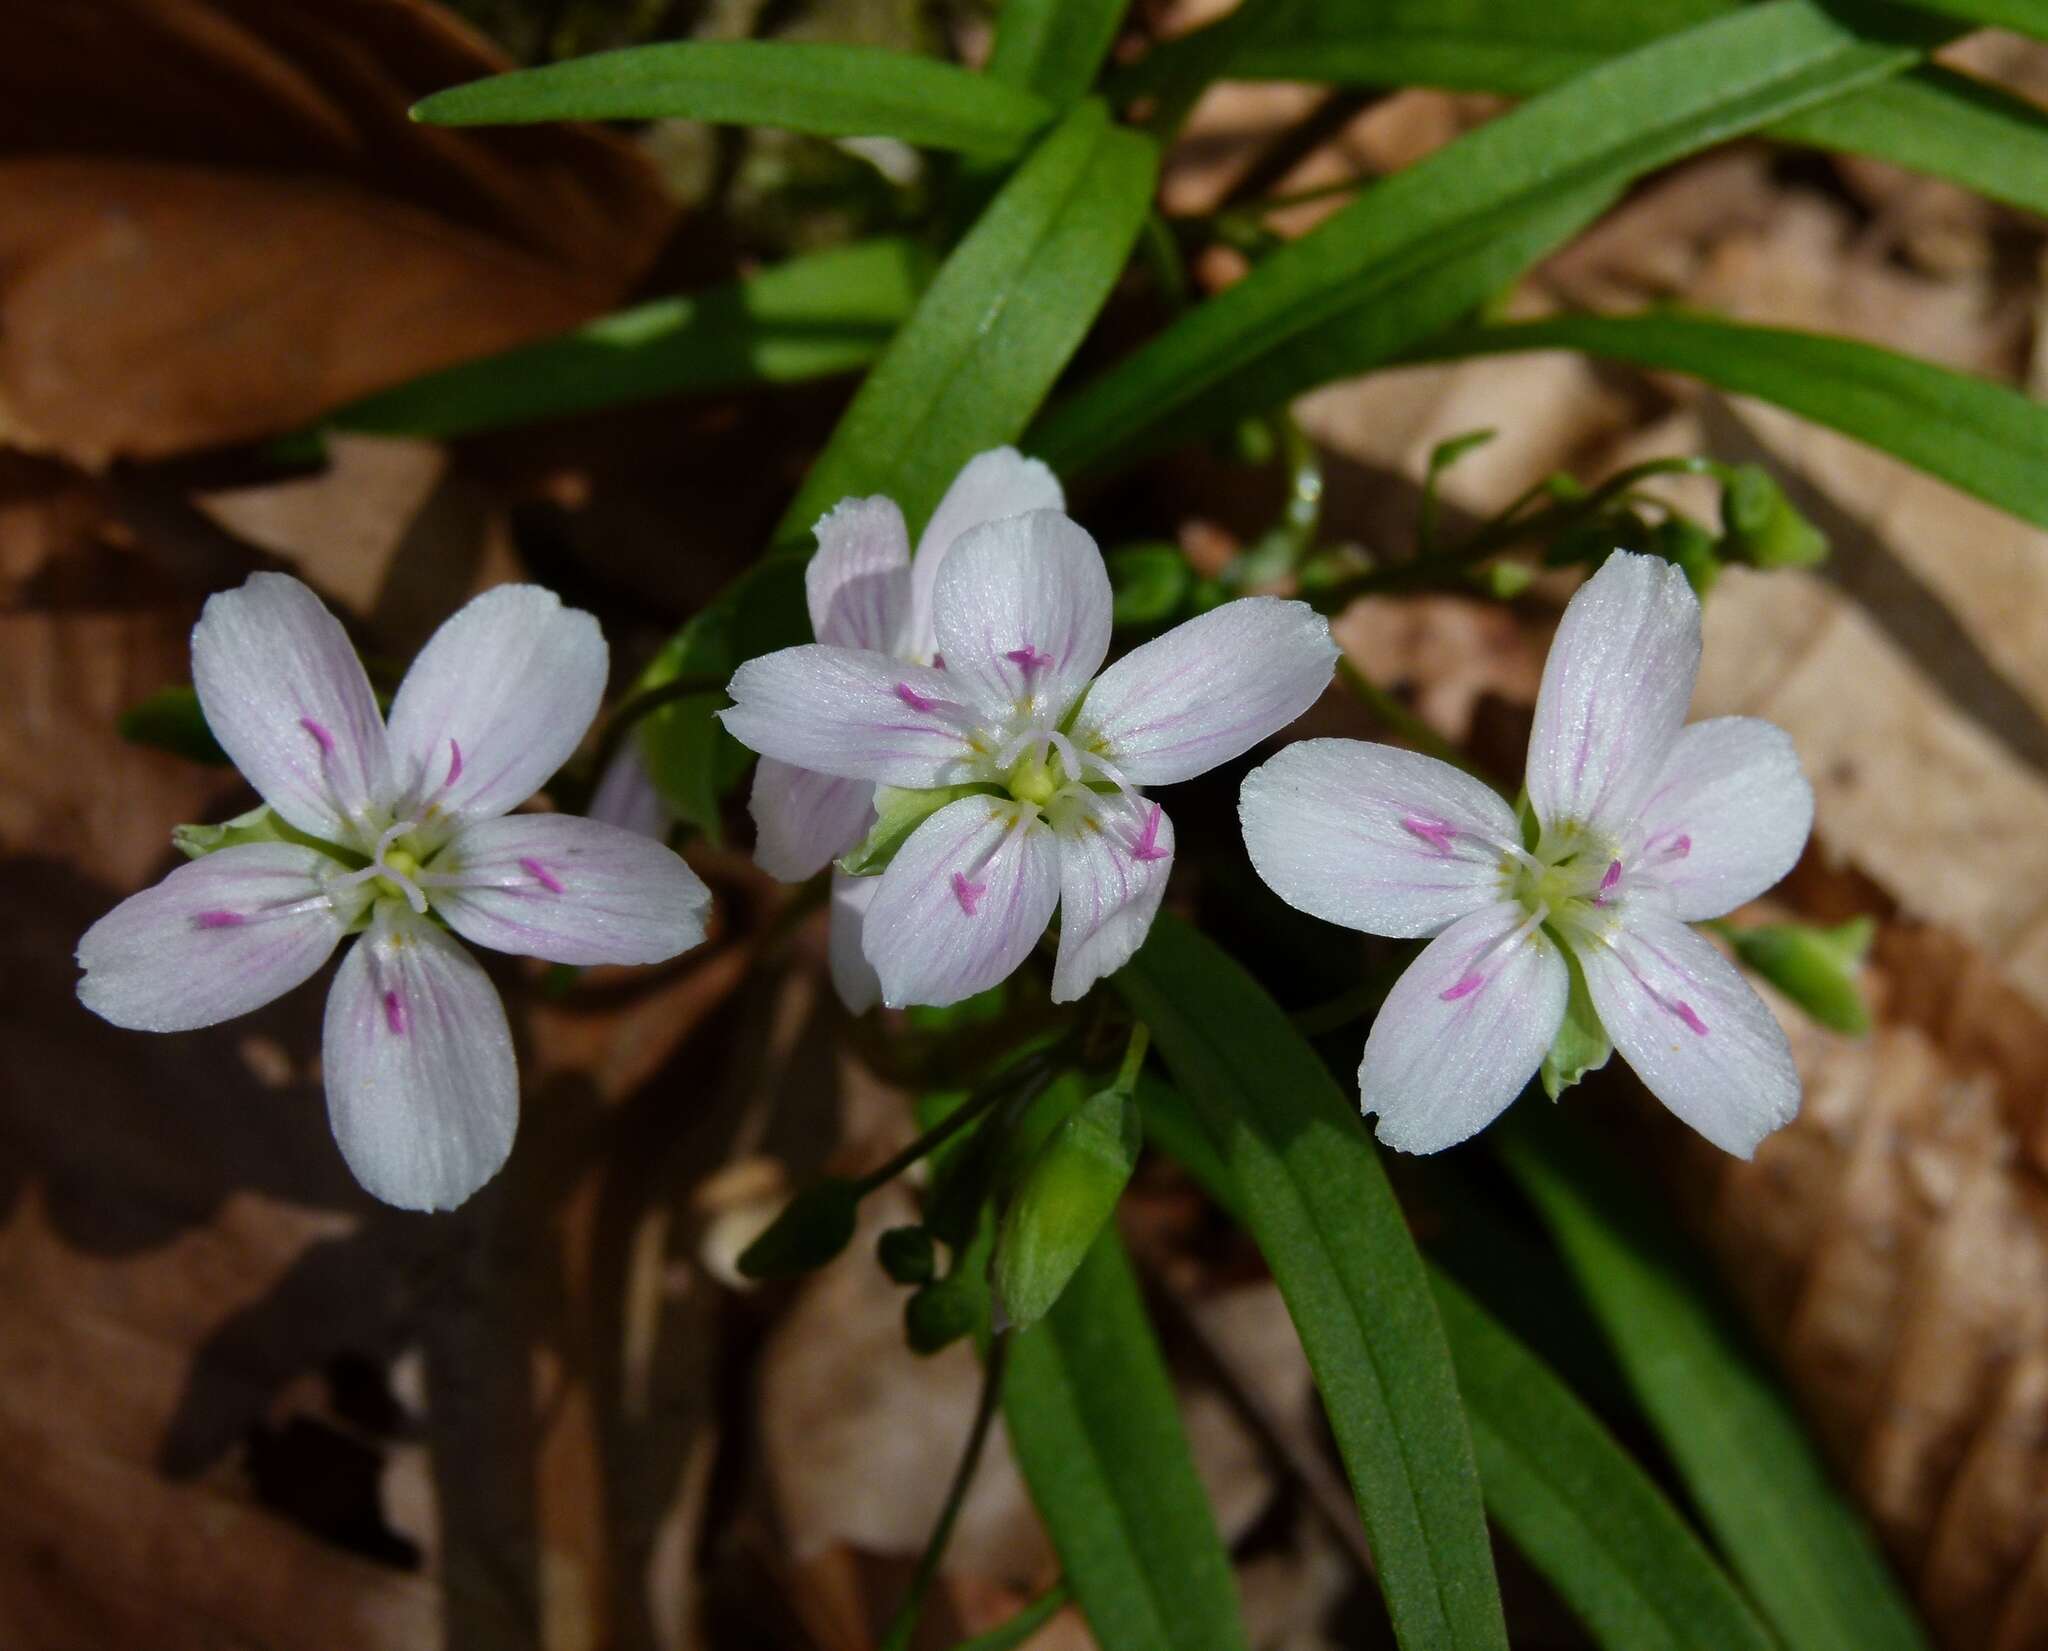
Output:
(1006, 748), (1065, 807)
(1504, 822), (1624, 941)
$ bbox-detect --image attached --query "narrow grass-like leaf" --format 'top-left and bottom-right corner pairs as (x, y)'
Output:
(943, 1581), (1072, 1650)
(1120, 0), (2048, 216)
(1003, 1232), (1248, 1651)
(1433, 1273), (1779, 1651)
(779, 99), (1157, 539)
(1116, 915), (1506, 1651)
(1498, 1107), (1930, 1651)
(319, 240), (926, 440)
(1039, 2), (1935, 475)
(987, 0), (1129, 102)
(1411, 310), (2048, 528)
(414, 41), (1049, 154)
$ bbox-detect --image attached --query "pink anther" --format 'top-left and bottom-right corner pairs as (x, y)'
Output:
(1440, 971), (1484, 1002)
(383, 989), (408, 1036)
(1131, 805), (1169, 863)
(951, 871), (987, 916)
(519, 857), (565, 894)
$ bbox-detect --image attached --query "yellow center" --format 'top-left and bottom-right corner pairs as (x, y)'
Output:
(1006, 751), (1063, 807)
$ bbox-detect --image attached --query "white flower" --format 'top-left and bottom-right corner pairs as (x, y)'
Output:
(76, 574), (712, 1211)
(721, 496), (1338, 1009)
(1239, 551), (1813, 1158)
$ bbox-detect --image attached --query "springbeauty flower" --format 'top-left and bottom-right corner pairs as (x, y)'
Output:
(747, 446), (1065, 1011)
(1239, 550), (1813, 1157)
(76, 574), (711, 1211)
(722, 502), (1338, 1009)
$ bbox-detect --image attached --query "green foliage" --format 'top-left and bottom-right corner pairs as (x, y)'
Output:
(737, 1178), (862, 1279)
(1498, 1109), (1931, 1651)
(414, 41), (1052, 155)
(1106, 543), (1193, 626)
(987, 0), (1130, 104)
(995, 1084), (1140, 1327)
(1725, 917), (1877, 1036)
(1118, 916), (1507, 1651)
(841, 783), (998, 875)
(1003, 1232), (1249, 1651)
(119, 687), (228, 767)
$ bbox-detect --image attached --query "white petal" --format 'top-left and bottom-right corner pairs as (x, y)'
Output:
(1629, 718), (1813, 921)
(1360, 902), (1568, 1154)
(828, 869), (883, 1013)
(1527, 551), (1701, 837)
(929, 511), (1111, 718)
(749, 758), (875, 881)
(587, 743), (673, 842)
(1050, 792), (1174, 1004)
(906, 447), (1064, 660)
(75, 843), (350, 1032)
(1577, 911), (1799, 1158)
(1239, 739), (1519, 939)
(428, 812), (711, 966)
(1073, 597), (1337, 786)
(384, 584), (607, 824)
(808, 495), (913, 651)
(190, 573), (391, 842)
(322, 903), (518, 1211)
(720, 645), (977, 788)
(861, 796), (1060, 1008)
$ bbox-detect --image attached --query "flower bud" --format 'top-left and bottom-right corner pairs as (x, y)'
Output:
(905, 1277), (984, 1354)
(1727, 917), (1874, 1035)
(1720, 464), (1827, 569)
(877, 1225), (936, 1286)
(736, 1177), (861, 1280)
(995, 1085), (1141, 1329)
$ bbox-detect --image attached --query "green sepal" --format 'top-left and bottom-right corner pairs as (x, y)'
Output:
(839, 783), (1000, 876)
(1107, 542), (1192, 627)
(996, 1083), (1142, 1329)
(120, 686), (229, 766)
(1726, 917), (1875, 1036)
(1719, 464), (1828, 570)
(1540, 943), (1613, 1101)
(736, 1177), (862, 1280)
(173, 805), (344, 863)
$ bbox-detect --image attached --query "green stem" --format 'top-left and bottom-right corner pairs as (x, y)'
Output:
(1113, 1022), (1151, 1095)
(941, 1579), (1072, 1651)
(855, 1047), (1060, 1197)
(1336, 659), (1483, 777)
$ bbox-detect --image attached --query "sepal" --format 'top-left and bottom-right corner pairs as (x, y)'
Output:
(838, 782), (999, 876)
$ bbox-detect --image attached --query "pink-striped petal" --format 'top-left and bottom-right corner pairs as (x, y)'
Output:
(190, 573), (391, 843)
(75, 842), (351, 1032)
(1577, 911), (1799, 1157)
(587, 743), (673, 842)
(828, 869), (883, 1013)
(1629, 717), (1813, 921)
(749, 757), (875, 881)
(720, 646), (977, 789)
(1240, 738), (1519, 939)
(808, 495), (913, 651)
(429, 813), (711, 966)
(1049, 793), (1175, 1004)
(861, 796), (1060, 1008)
(929, 511), (1111, 719)
(385, 584), (607, 824)
(1359, 901), (1568, 1154)
(322, 903), (517, 1211)
(905, 447), (1063, 660)
(1526, 551), (1701, 837)
(1073, 597), (1336, 786)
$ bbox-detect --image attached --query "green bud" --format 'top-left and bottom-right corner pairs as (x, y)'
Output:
(905, 1277), (983, 1354)
(1231, 417), (1277, 467)
(1476, 559), (1535, 601)
(1719, 464), (1827, 569)
(1107, 544), (1192, 627)
(737, 1178), (861, 1280)
(120, 685), (230, 767)
(1541, 949), (1612, 1100)
(1654, 517), (1722, 597)
(840, 783), (998, 876)
(877, 1225), (936, 1285)
(1727, 917), (1874, 1035)
(995, 1086), (1141, 1329)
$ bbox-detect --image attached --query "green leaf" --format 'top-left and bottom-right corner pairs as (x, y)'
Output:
(737, 1178), (862, 1279)
(1433, 1272), (1779, 1651)
(1724, 917), (1876, 1036)
(1413, 310), (2048, 530)
(988, 0), (1130, 103)
(1124, 0), (2048, 218)
(1040, 2), (1929, 475)
(780, 100), (1158, 540)
(413, 41), (1051, 155)
(1497, 1108), (1931, 1651)
(840, 783), (999, 875)
(1107, 543), (1193, 626)
(1004, 1231), (1248, 1651)
(996, 1085), (1141, 1327)
(318, 240), (927, 441)
(119, 686), (229, 766)
(1117, 915), (1506, 1651)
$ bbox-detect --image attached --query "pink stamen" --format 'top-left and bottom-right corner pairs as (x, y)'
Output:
(1005, 644), (1053, 674)
(1401, 816), (1457, 856)
(1440, 971), (1484, 1002)
(519, 856), (565, 894)
(1131, 805), (1169, 863)
(896, 681), (937, 714)
(951, 871), (987, 916)
(1672, 999), (1708, 1036)
(300, 716), (334, 755)
(383, 989), (407, 1036)
(194, 909), (245, 929)
(1594, 857), (1623, 906)
(931, 652), (947, 670)
(1667, 833), (1691, 859)
(446, 738), (464, 787)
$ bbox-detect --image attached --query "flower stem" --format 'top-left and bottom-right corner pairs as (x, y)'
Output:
(855, 1047), (1061, 1197)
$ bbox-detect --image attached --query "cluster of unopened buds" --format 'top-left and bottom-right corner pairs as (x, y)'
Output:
(78, 448), (1813, 1210)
